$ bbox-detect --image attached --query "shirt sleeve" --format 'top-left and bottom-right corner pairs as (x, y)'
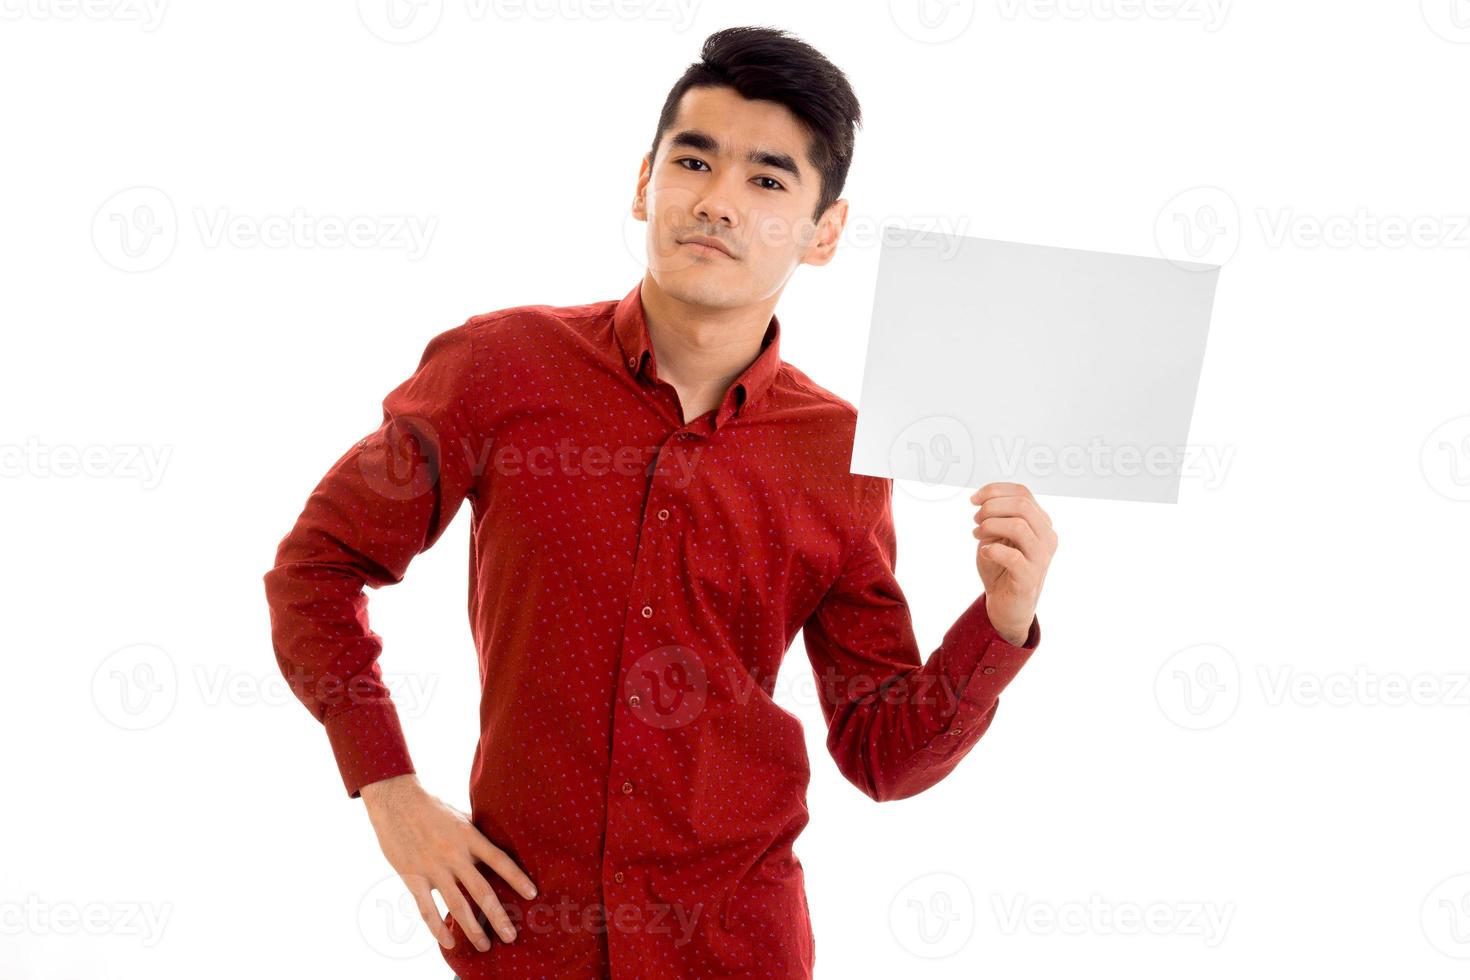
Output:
(800, 475), (1041, 802)
(261, 321), (481, 799)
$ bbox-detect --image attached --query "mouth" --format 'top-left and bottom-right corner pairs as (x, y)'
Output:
(678, 236), (735, 259)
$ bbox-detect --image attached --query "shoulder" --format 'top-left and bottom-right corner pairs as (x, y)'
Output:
(459, 297), (616, 354)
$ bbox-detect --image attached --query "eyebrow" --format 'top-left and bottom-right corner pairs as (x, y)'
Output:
(665, 129), (804, 186)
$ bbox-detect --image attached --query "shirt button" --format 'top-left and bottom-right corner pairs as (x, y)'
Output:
(628, 694), (641, 707)
(621, 781), (633, 794)
(657, 508), (669, 521)
(640, 605), (653, 618)
(614, 871), (624, 883)
(950, 727), (963, 736)
(982, 666), (997, 675)
(627, 356), (637, 368)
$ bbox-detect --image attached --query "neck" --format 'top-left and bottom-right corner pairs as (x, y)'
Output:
(638, 271), (776, 394)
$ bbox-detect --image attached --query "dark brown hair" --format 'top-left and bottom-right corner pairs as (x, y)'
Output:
(648, 26), (862, 223)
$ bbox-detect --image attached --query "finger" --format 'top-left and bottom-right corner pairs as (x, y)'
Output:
(973, 515), (1042, 561)
(403, 873), (456, 950)
(979, 540), (1026, 571)
(454, 862), (518, 944)
(973, 495), (1052, 529)
(436, 872), (494, 952)
(970, 482), (1034, 505)
(469, 836), (539, 901)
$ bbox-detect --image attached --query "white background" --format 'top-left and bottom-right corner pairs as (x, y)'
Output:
(3, 1), (1469, 978)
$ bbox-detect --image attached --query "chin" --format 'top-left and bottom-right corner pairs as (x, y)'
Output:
(652, 264), (747, 308)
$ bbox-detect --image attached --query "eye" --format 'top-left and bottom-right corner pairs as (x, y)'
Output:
(675, 158), (785, 191)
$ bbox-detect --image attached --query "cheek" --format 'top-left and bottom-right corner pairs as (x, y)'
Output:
(746, 206), (803, 254)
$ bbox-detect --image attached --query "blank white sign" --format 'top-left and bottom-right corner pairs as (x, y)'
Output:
(850, 229), (1220, 503)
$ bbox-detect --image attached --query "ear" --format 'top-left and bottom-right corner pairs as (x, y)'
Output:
(632, 153), (652, 221)
(801, 198), (849, 268)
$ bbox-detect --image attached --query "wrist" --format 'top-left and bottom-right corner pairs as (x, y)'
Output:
(359, 772), (422, 807)
(983, 597), (1032, 647)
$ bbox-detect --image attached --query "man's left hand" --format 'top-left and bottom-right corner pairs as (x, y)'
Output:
(970, 482), (1057, 646)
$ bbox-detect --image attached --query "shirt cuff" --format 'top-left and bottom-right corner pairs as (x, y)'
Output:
(927, 592), (1040, 748)
(323, 701), (416, 799)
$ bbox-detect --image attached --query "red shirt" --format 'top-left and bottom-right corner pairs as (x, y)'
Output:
(262, 279), (1041, 979)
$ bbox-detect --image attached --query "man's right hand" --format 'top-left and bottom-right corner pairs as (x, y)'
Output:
(360, 773), (538, 952)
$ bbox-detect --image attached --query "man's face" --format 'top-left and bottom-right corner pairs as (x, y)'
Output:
(633, 84), (847, 311)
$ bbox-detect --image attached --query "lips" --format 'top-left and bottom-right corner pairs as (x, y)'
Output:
(678, 236), (735, 258)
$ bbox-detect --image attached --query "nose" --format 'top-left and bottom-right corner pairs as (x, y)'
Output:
(692, 171), (740, 230)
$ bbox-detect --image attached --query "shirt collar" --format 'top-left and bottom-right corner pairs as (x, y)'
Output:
(613, 279), (782, 429)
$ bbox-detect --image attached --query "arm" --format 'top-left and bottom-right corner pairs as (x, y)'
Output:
(261, 321), (481, 799)
(260, 321), (537, 953)
(801, 477), (1050, 803)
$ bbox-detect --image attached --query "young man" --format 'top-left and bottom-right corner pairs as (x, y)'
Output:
(263, 25), (1055, 980)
